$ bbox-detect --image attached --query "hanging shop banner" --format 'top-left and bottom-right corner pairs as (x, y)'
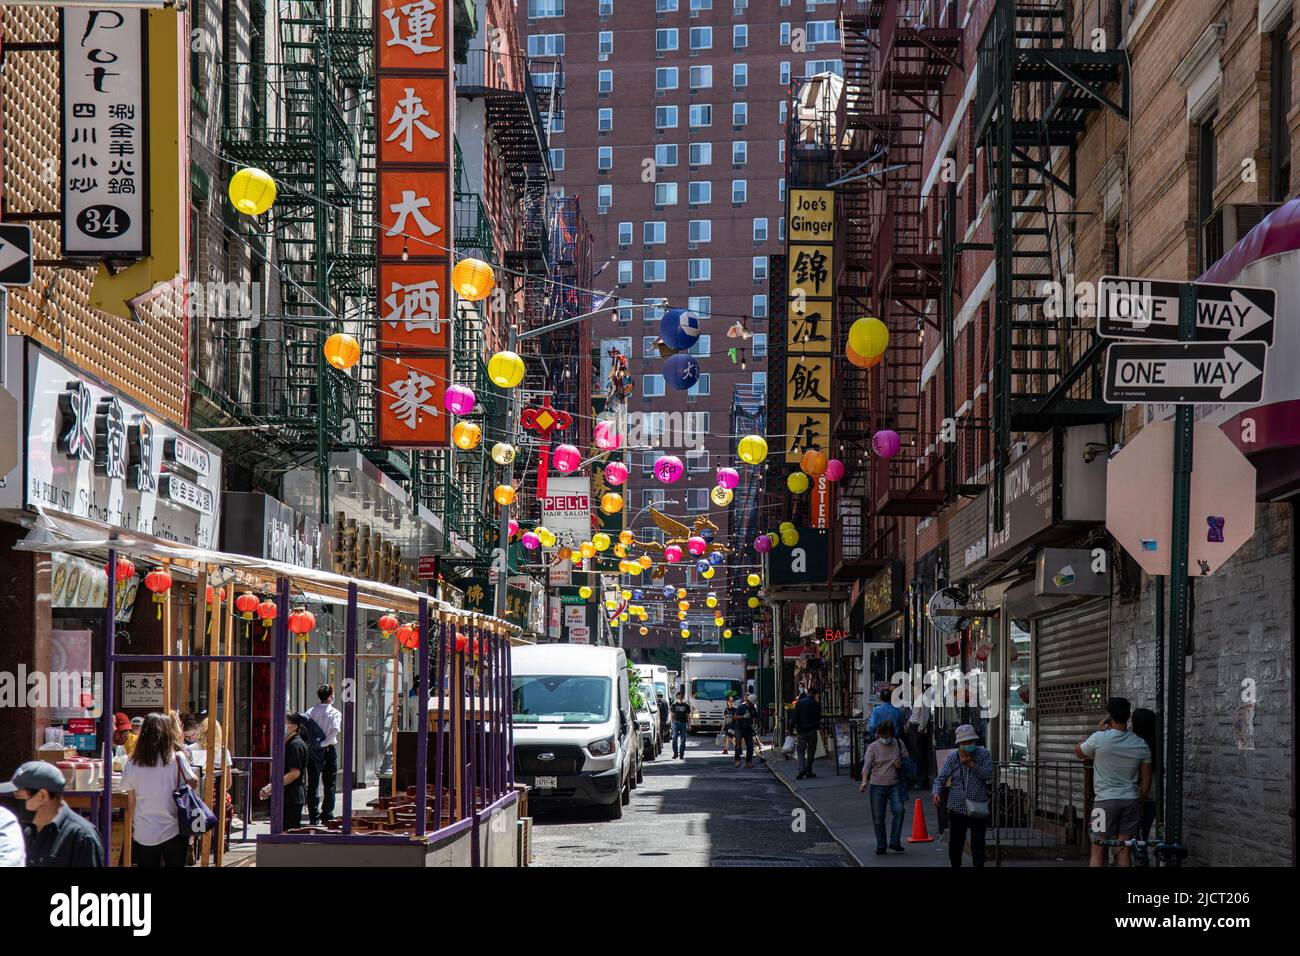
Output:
(221, 492), (332, 571)
(768, 528), (830, 586)
(60, 9), (149, 259)
(462, 576), (491, 613)
(987, 432), (1056, 561)
(376, 0), (454, 450)
(861, 560), (905, 628)
(542, 476), (593, 550)
(809, 474), (831, 529)
(788, 189), (836, 243)
(14, 342), (222, 547)
(948, 490), (991, 582)
(784, 188), (835, 463)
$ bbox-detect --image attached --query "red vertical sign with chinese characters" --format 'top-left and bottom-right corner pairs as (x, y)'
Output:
(375, 0), (454, 447)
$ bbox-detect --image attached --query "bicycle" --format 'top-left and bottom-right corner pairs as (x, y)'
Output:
(1091, 835), (1188, 867)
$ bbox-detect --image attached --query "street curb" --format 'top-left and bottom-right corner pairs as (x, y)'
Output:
(761, 751), (865, 868)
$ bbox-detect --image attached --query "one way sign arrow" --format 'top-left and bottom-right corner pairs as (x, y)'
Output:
(1097, 275), (1276, 345)
(1103, 341), (1268, 405)
(0, 224), (34, 286)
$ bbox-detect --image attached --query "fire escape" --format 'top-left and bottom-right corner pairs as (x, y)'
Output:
(976, 0), (1127, 526)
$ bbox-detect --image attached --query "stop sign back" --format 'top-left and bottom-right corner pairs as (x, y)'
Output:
(1105, 421), (1256, 576)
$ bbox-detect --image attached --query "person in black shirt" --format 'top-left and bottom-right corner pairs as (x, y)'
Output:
(732, 696), (758, 769)
(655, 692), (669, 740)
(259, 713), (311, 830)
(0, 761), (104, 867)
(669, 690), (692, 759)
(793, 688), (823, 780)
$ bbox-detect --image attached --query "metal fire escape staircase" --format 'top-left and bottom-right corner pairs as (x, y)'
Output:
(975, 0), (1127, 526)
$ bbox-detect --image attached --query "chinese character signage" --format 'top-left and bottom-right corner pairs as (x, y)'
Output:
(376, 0), (454, 449)
(121, 672), (165, 708)
(60, 9), (148, 259)
(783, 189), (835, 462)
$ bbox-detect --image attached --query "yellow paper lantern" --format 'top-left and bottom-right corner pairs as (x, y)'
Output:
(493, 484), (516, 506)
(558, 547), (572, 560)
(614, 544), (628, 559)
(601, 492), (624, 514)
(593, 533), (611, 551)
(621, 589), (632, 600)
(678, 600), (690, 611)
(701, 566), (715, 579)
(723, 628), (732, 638)
(638, 554), (653, 569)
(710, 485), (734, 507)
(451, 257), (496, 301)
(491, 442), (517, 465)
(714, 617), (724, 627)
(681, 629), (690, 639)
(323, 332), (361, 371)
(706, 594), (718, 608)
(579, 586), (593, 599)
(848, 317), (889, 358)
(605, 598), (618, 610)
(452, 421), (482, 450)
(781, 528), (800, 547)
(780, 521), (796, 532)
(619, 612), (630, 623)
(580, 542), (596, 559)
(228, 167), (277, 216)
(748, 596), (761, 608)
(630, 563), (643, 576)
(737, 434), (769, 465)
(537, 527), (557, 548)
(747, 573), (761, 587)
(677, 588), (687, 599)
(639, 626), (648, 636)
(787, 472), (810, 494)
(678, 611), (687, 621)
(618, 529), (635, 546)
(487, 350), (526, 388)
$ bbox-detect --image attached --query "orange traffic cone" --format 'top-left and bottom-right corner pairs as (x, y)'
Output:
(907, 798), (934, 843)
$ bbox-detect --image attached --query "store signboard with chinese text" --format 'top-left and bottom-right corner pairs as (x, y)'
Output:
(783, 189), (835, 462)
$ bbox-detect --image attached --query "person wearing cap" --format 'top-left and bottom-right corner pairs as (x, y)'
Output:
(931, 724), (993, 868)
(112, 712), (138, 757)
(0, 762), (104, 867)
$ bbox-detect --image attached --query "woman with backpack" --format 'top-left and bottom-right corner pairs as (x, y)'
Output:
(121, 713), (200, 867)
(858, 720), (910, 854)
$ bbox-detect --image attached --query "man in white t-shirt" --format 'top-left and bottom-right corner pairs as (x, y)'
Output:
(307, 684), (343, 825)
(1076, 696), (1152, 867)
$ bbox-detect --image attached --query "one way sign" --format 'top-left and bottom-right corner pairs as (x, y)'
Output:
(1097, 275), (1275, 345)
(1103, 342), (1267, 405)
(0, 224), (33, 286)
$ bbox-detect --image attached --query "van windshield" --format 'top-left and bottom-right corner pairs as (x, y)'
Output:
(692, 679), (742, 701)
(512, 676), (612, 723)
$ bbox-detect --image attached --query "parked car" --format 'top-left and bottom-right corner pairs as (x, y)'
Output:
(635, 682), (660, 762)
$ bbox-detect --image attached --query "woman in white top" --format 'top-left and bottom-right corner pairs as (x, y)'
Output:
(121, 713), (198, 867)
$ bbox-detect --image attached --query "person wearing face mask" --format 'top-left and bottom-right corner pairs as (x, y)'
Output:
(0, 762), (104, 867)
(931, 724), (993, 868)
(259, 713), (311, 829)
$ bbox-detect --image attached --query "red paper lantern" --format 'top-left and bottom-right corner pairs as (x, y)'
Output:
(106, 557), (135, 584)
(378, 613), (400, 638)
(288, 609), (315, 636)
(454, 632), (469, 653)
(256, 600), (277, 630)
(395, 624), (418, 650)
(472, 637), (480, 656)
(143, 568), (171, 620)
(235, 592), (260, 620)
(205, 585), (226, 607)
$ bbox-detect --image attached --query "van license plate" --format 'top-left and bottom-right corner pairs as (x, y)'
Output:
(534, 776), (557, 790)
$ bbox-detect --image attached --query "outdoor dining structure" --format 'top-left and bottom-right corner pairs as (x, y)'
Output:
(17, 512), (526, 868)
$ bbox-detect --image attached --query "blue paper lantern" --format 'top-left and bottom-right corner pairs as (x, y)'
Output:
(633, 589), (643, 600)
(695, 559), (710, 573)
(663, 353), (700, 391)
(700, 527), (715, 543)
(662, 585), (675, 599)
(659, 308), (702, 351)
(708, 551), (724, 566)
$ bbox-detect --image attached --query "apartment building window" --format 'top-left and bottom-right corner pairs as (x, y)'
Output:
(598, 108), (613, 131)
(732, 102), (748, 127)
(688, 374), (711, 396)
(733, 140), (748, 165)
(778, 177), (786, 201)
(779, 61), (791, 85)
(598, 184), (613, 209)
(690, 65), (713, 89)
(689, 219), (712, 243)
(690, 27), (712, 50)
(688, 295), (711, 316)
(689, 142), (712, 165)
(688, 258), (712, 281)
(778, 101), (788, 124)
(598, 69), (613, 93)
(598, 146), (613, 170)
(617, 297), (634, 321)
(752, 333), (768, 359)
(657, 0), (678, 11)
(690, 0), (712, 9)
(654, 182), (679, 205)
(780, 22), (791, 45)
(642, 336), (660, 358)
(684, 489), (709, 512)
(732, 179), (747, 203)
(655, 144), (679, 167)
(644, 221), (667, 244)
(733, 0), (748, 12)
(528, 0), (564, 15)
(549, 148), (565, 170)
(688, 181), (712, 204)
(806, 59), (843, 76)
(656, 28), (678, 52)
(685, 450), (710, 474)
(599, 31), (614, 55)
(751, 293), (768, 318)
(644, 260), (667, 283)
(655, 105), (679, 129)
(752, 256), (767, 280)
(752, 217), (768, 242)
(527, 34), (565, 57)
(643, 374), (666, 397)
(1271, 15), (1293, 202)
(599, 0), (613, 15)
(734, 63), (748, 87)
(1197, 116), (1218, 272)
(806, 20), (838, 46)
(644, 298), (668, 321)
(750, 371), (767, 391)
(777, 217), (784, 240)
(617, 260), (633, 284)
(734, 24), (748, 49)
(688, 333), (711, 356)
(656, 66), (678, 90)
(549, 110), (565, 133)
(689, 104), (712, 127)
(777, 139), (785, 163)
(618, 222), (633, 246)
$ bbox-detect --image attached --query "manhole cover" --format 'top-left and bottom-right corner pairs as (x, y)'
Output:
(711, 857), (848, 867)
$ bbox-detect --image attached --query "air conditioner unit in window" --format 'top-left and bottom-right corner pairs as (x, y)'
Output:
(1219, 202), (1281, 248)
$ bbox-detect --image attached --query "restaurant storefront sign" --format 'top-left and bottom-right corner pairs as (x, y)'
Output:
(861, 560), (905, 628)
(222, 492), (333, 571)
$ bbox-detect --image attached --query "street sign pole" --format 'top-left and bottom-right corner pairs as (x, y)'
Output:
(1164, 284), (1196, 862)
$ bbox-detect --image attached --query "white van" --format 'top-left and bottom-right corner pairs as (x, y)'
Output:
(681, 652), (746, 732)
(636, 664), (671, 736)
(511, 644), (636, 819)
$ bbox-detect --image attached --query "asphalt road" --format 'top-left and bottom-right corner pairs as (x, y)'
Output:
(528, 731), (853, 867)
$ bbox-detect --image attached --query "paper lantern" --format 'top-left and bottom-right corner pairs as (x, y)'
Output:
(714, 617), (724, 627)
(754, 535), (772, 554)
(825, 458), (846, 482)
(593, 532), (611, 551)
(664, 544), (683, 563)
(487, 350), (526, 388)
(452, 421), (482, 450)
(451, 257), (495, 301)
(748, 596), (761, 609)
(695, 559), (710, 574)
(716, 466), (740, 489)
(654, 455), (684, 484)
(677, 588), (687, 599)
(378, 613), (400, 638)
(509, 519), (520, 538)
(787, 472), (810, 494)
(580, 541), (597, 559)
(536, 527), (557, 548)
(619, 530), (635, 546)
(491, 442), (517, 465)
(579, 585), (593, 599)
(737, 434), (768, 465)
(606, 598), (618, 611)
(747, 573), (761, 587)
(521, 531), (541, 550)
(454, 632), (470, 653)
(107, 557), (135, 584)
(701, 566), (715, 580)
(633, 589), (644, 600)
(687, 536), (706, 556)
(659, 307), (702, 351)
(553, 444), (582, 473)
(780, 521), (795, 532)
(395, 624), (419, 650)
(639, 626), (648, 636)
(681, 629), (690, 639)
(443, 384), (477, 416)
(619, 612), (630, 623)
(678, 600), (690, 611)
(235, 592), (260, 620)
(706, 593), (718, 608)
(143, 568), (171, 619)
(781, 528), (800, 547)
(662, 585), (676, 599)
(601, 492), (624, 514)
(872, 429), (902, 459)
(710, 485), (734, 507)
(628, 562), (643, 576)
(604, 461), (629, 485)
(723, 629), (732, 639)
(848, 317), (889, 358)
(664, 353), (700, 390)
(638, 554), (653, 569)
(493, 484), (516, 506)
(700, 527), (715, 543)
(228, 166), (277, 215)
(678, 610), (687, 621)
(256, 600), (277, 631)
(594, 418), (622, 450)
(323, 332), (361, 371)
(800, 449), (828, 477)
(288, 609), (316, 636)
(845, 343), (871, 369)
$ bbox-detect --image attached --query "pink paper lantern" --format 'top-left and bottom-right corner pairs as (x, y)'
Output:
(553, 443), (582, 473)
(664, 544), (683, 563)
(825, 458), (846, 482)
(508, 519), (519, 538)
(687, 536), (706, 556)
(442, 384), (477, 416)
(753, 535), (773, 554)
(521, 531), (540, 550)
(594, 419), (622, 450)
(715, 467), (740, 490)
(872, 429), (902, 459)
(604, 461), (629, 485)
(654, 455), (684, 484)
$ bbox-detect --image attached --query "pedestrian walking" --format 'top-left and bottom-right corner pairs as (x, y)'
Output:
(121, 712), (199, 867)
(1130, 707), (1160, 843)
(858, 721), (909, 854)
(0, 762), (103, 867)
(656, 692), (670, 741)
(867, 688), (905, 738)
(793, 687), (822, 779)
(731, 693), (758, 769)
(720, 696), (736, 754)
(669, 690), (691, 759)
(1076, 697), (1152, 867)
(932, 724), (993, 868)
(306, 684), (343, 825)
(259, 713), (311, 829)
(0, 803), (24, 867)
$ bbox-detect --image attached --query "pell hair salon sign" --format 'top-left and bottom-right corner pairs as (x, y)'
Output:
(2, 341), (223, 547)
